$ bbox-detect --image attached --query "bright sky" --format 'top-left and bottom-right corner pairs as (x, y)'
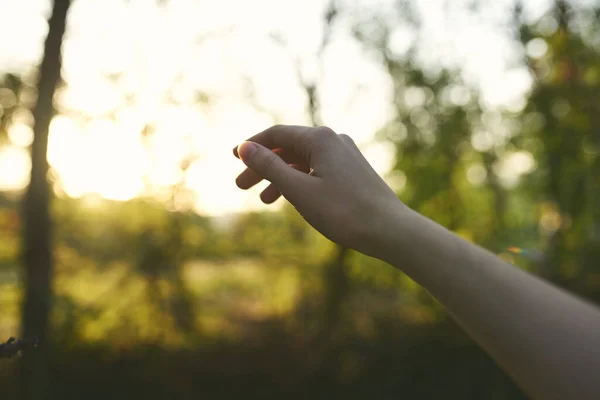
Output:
(0, 0), (554, 215)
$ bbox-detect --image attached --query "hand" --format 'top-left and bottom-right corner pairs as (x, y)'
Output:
(233, 125), (405, 257)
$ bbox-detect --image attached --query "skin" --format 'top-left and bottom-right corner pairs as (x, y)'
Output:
(233, 125), (600, 400)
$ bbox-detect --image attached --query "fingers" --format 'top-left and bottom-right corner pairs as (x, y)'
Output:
(233, 125), (356, 194)
(236, 148), (308, 190)
(232, 126), (355, 205)
(233, 125), (311, 157)
(259, 163), (310, 204)
(259, 183), (282, 204)
(231, 126), (392, 254)
(236, 168), (262, 190)
(236, 141), (314, 197)
(233, 125), (337, 161)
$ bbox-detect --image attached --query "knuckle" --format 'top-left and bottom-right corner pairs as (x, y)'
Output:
(315, 126), (336, 137)
(339, 133), (359, 151)
(338, 133), (353, 143)
(264, 124), (284, 136)
(263, 124), (281, 136)
(309, 126), (337, 149)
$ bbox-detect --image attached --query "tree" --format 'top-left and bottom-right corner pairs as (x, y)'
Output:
(514, 0), (600, 302)
(20, 1), (71, 399)
(301, 1), (351, 343)
(265, 0), (351, 345)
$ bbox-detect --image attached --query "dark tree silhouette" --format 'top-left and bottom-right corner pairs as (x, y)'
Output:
(20, 0), (71, 399)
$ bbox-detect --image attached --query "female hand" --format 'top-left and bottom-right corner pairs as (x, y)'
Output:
(233, 125), (404, 257)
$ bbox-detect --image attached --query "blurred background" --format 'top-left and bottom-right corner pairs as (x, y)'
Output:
(0, 0), (599, 398)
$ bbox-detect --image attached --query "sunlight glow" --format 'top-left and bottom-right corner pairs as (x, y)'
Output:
(0, 0), (541, 215)
(48, 116), (148, 201)
(0, 145), (30, 191)
(8, 123), (34, 147)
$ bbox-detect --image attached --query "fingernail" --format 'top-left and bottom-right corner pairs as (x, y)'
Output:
(237, 141), (258, 161)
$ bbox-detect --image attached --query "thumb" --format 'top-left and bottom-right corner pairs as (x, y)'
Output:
(237, 141), (306, 188)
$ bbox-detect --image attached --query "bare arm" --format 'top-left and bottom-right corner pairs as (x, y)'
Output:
(233, 125), (600, 400)
(376, 206), (600, 400)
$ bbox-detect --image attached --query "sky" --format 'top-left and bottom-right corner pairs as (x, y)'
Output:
(0, 0), (557, 216)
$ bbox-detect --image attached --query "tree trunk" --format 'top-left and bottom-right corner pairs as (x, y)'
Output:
(323, 245), (350, 335)
(20, 1), (70, 399)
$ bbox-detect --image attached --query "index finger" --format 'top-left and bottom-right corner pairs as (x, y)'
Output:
(233, 125), (315, 159)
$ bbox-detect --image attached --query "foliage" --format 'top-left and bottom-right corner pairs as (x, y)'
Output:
(1, 1), (600, 399)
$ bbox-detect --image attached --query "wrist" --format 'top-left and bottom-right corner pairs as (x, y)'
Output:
(359, 199), (413, 263)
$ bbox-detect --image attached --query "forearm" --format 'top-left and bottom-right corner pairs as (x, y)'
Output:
(373, 206), (600, 400)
